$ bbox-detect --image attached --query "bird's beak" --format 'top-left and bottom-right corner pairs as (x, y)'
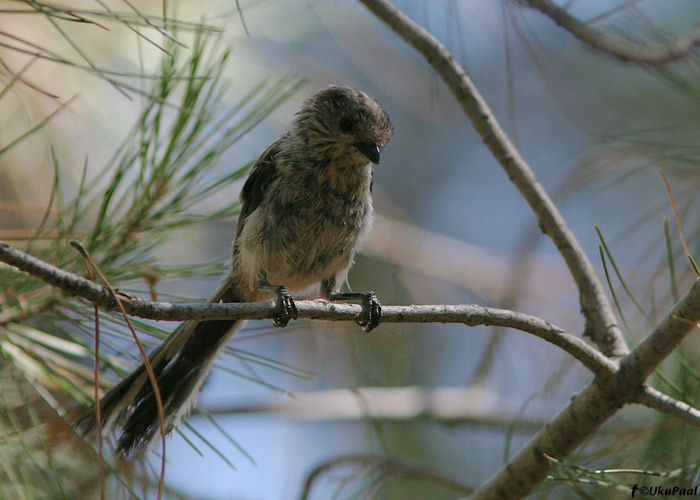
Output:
(354, 141), (381, 165)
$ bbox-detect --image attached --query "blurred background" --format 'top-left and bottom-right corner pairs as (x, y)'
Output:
(2, 0), (700, 499)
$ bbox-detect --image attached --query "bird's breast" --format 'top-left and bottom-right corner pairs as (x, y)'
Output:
(235, 176), (373, 295)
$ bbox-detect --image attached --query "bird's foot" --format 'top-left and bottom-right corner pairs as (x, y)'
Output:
(331, 292), (382, 332)
(260, 285), (298, 327)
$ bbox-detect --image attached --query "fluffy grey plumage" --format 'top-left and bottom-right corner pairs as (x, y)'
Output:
(75, 85), (393, 454)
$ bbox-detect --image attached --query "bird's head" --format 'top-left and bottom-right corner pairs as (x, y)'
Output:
(295, 85), (393, 167)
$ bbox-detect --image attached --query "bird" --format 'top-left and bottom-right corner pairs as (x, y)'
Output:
(75, 85), (394, 455)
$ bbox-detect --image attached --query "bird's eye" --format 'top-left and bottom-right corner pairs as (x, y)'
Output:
(339, 117), (355, 134)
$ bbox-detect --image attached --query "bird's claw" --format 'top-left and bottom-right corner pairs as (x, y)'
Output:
(271, 286), (298, 327)
(357, 292), (381, 332)
(331, 291), (382, 332)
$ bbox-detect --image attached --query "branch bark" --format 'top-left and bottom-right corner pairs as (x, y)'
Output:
(525, 0), (700, 64)
(357, 0), (626, 358)
(637, 386), (700, 428)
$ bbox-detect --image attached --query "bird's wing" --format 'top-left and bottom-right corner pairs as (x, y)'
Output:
(236, 141), (282, 239)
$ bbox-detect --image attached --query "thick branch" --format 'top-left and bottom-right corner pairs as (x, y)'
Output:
(468, 279), (700, 500)
(358, 0), (626, 357)
(0, 241), (612, 375)
(526, 0), (700, 64)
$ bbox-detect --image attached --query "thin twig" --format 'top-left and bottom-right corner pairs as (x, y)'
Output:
(68, 241), (166, 500)
(0, 241), (613, 375)
(73, 248), (105, 500)
(357, 0), (626, 357)
(660, 169), (698, 278)
(525, 0), (700, 64)
(637, 386), (700, 428)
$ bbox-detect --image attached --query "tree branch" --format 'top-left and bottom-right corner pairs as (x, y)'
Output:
(619, 285), (700, 385)
(637, 386), (700, 429)
(357, 0), (626, 357)
(0, 241), (613, 375)
(468, 279), (700, 500)
(525, 0), (700, 64)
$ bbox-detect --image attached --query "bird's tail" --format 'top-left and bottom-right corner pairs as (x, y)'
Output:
(75, 273), (243, 455)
